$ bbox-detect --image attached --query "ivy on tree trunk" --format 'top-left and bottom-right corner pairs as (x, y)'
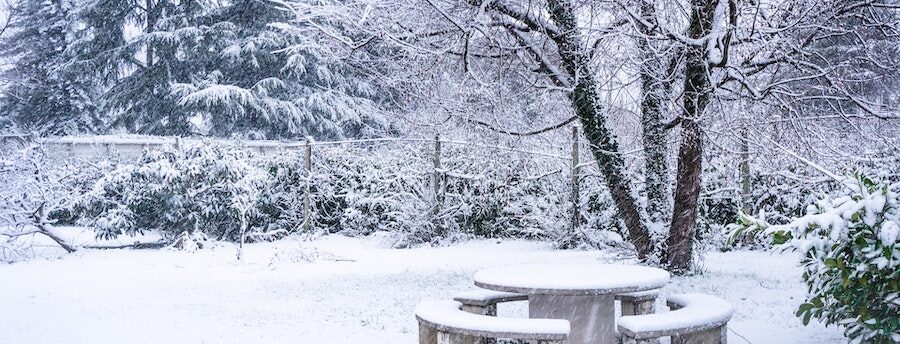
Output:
(637, 0), (671, 228)
(546, 0), (653, 261)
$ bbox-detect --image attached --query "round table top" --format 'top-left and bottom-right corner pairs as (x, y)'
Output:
(473, 263), (670, 295)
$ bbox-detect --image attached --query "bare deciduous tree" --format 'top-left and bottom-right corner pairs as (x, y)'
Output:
(1, 144), (80, 261)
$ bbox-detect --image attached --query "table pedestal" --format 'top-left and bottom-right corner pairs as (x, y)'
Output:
(529, 294), (615, 344)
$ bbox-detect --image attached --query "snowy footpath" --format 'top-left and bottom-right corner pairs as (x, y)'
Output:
(0, 233), (845, 343)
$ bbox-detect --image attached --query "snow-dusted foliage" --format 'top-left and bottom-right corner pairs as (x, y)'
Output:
(573, 179), (627, 249)
(710, 148), (897, 252)
(0, 0), (98, 135)
(76, 142), (272, 242)
(439, 145), (569, 241)
(168, 0), (390, 139)
(307, 145), (432, 245)
(267, 143), (617, 248)
(70, 141), (627, 248)
(730, 174), (900, 343)
(0, 144), (102, 261)
(62, 0), (390, 138)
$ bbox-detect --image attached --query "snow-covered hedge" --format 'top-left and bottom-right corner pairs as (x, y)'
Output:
(702, 158), (844, 251)
(304, 145), (432, 245)
(730, 174), (900, 343)
(71, 141), (627, 248)
(76, 142), (271, 242)
(294, 144), (607, 247)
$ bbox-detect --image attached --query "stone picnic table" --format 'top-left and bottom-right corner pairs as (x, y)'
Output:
(473, 263), (670, 344)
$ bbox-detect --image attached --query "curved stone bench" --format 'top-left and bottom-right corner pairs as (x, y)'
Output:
(416, 300), (569, 344)
(453, 289), (528, 316)
(453, 288), (659, 317)
(618, 293), (734, 344)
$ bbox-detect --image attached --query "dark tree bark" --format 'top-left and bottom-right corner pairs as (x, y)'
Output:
(546, 0), (653, 261)
(468, 0), (732, 267)
(145, 0), (157, 66)
(665, 0), (716, 273)
(636, 0), (671, 228)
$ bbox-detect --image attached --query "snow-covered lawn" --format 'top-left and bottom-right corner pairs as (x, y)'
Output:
(0, 232), (844, 343)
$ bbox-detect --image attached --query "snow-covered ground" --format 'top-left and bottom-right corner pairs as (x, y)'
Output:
(0, 230), (845, 343)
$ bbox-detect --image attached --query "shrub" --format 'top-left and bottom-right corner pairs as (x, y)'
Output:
(440, 146), (568, 240)
(314, 145), (431, 244)
(76, 142), (273, 242)
(259, 142), (604, 247)
(256, 152), (315, 236)
(730, 174), (899, 343)
(71, 139), (629, 248)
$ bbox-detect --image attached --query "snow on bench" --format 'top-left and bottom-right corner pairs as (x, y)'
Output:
(452, 289), (528, 316)
(452, 287), (660, 317)
(618, 293), (734, 344)
(616, 289), (659, 316)
(415, 300), (569, 344)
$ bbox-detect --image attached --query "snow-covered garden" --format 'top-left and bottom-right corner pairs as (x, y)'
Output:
(0, 228), (848, 343)
(1, 138), (896, 343)
(0, 0), (898, 342)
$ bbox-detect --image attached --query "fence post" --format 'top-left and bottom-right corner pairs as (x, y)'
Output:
(571, 126), (581, 232)
(740, 127), (751, 213)
(303, 137), (312, 233)
(432, 134), (443, 221)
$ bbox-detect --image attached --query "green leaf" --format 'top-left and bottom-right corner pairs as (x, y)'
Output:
(797, 303), (814, 316)
(812, 298), (824, 308)
(773, 231), (792, 245)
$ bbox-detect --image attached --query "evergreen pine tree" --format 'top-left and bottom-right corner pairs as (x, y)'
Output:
(0, 0), (98, 135)
(67, 0), (389, 138)
(67, 0), (212, 135)
(171, 0), (389, 139)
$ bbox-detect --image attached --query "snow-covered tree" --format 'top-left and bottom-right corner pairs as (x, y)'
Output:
(0, 0), (99, 135)
(65, 0), (212, 134)
(65, 0), (390, 138)
(170, 0), (391, 139)
(0, 144), (84, 261)
(372, 0), (735, 270)
(379, 0), (898, 272)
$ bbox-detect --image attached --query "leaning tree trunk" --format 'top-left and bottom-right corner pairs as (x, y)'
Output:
(32, 203), (77, 253)
(546, 0), (653, 261)
(637, 0), (671, 229)
(666, 0), (717, 273)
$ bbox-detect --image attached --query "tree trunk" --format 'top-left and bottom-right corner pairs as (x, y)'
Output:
(32, 203), (76, 253)
(637, 0), (671, 229)
(38, 225), (78, 253)
(666, 0), (716, 273)
(145, 0), (156, 66)
(546, 0), (653, 261)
